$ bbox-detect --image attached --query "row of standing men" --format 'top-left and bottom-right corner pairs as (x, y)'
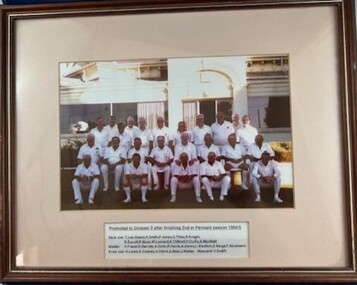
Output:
(71, 113), (283, 205)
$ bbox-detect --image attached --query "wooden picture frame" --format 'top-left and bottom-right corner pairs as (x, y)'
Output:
(1, 0), (356, 282)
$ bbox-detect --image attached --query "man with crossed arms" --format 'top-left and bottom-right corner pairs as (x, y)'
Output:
(170, 152), (202, 203)
(200, 152), (231, 201)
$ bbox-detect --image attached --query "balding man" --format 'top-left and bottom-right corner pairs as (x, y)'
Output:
(236, 115), (258, 152)
(132, 117), (152, 152)
(211, 112), (233, 152)
(200, 152), (231, 201)
(197, 133), (221, 163)
(72, 154), (100, 205)
(150, 116), (172, 149)
(170, 152), (202, 203)
(124, 116), (139, 140)
(174, 132), (197, 166)
(77, 133), (103, 165)
(149, 135), (174, 190)
(192, 114), (212, 152)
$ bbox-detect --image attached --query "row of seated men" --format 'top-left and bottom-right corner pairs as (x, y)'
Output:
(72, 131), (283, 205)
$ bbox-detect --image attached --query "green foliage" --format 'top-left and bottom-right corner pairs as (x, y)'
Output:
(270, 141), (293, 162)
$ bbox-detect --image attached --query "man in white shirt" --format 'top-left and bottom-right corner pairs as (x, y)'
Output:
(252, 152), (283, 203)
(150, 116), (172, 149)
(117, 122), (132, 152)
(77, 133), (103, 165)
(221, 133), (249, 190)
(236, 115), (258, 152)
(247, 134), (275, 176)
(211, 112), (233, 152)
(123, 153), (149, 203)
(90, 117), (110, 148)
(200, 152), (231, 201)
(104, 115), (119, 143)
(132, 117), (152, 152)
(124, 116), (139, 140)
(72, 154), (100, 205)
(170, 152), (202, 203)
(149, 136), (174, 190)
(197, 133), (221, 163)
(192, 114), (212, 152)
(127, 137), (151, 189)
(172, 121), (193, 147)
(100, 136), (127, 191)
(230, 113), (240, 134)
(174, 132), (197, 166)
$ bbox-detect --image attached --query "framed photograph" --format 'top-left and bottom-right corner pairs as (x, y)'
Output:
(1, 0), (356, 282)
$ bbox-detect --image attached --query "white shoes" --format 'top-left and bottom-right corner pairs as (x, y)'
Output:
(196, 197), (203, 203)
(75, 199), (83, 205)
(209, 196), (214, 201)
(123, 197), (131, 203)
(142, 197), (148, 203)
(170, 196), (176, 203)
(254, 195), (261, 202)
(274, 197), (283, 203)
(88, 198), (94, 204)
(219, 195), (224, 201)
(102, 187), (108, 192)
(114, 188), (120, 192)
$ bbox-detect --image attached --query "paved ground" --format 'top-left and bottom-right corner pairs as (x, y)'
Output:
(61, 170), (294, 210)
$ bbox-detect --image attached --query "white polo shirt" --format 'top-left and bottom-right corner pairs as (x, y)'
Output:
(132, 127), (152, 149)
(230, 123), (240, 134)
(192, 125), (212, 146)
(90, 127), (110, 148)
(247, 142), (275, 160)
(200, 160), (227, 177)
(211, 121), (233, 146)
(149, 146), (173, 163)
(172, 163), (198, 177)
(104, 146), (127, 164)
(221, 144), (246, 160)
(252, 160), (280, 179)
(104, 125), (119, 141)
(127, 147), (149, 163)
(77, 143), (103, 164)
(236, 125), (258, 150)
(125, 162), (148, 176)
(197, 144), (221, 161)
(118, 132), (132, 151)
(172, 131), (193, 146)
(150, 126), (172, 146)
(124, 125), (139, 139)
(74, 162), (100, 178)
(174, 142), (197, 161)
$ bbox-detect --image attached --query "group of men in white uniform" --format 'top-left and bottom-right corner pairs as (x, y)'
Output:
(72, 113), (283, 205)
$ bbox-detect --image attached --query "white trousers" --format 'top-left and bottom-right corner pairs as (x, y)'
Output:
(170, 176), (201, 197)
(151, 165), (171, 186)
(72, 178), (99, 201)
(201, 176), (231, 197)
(101, 164), (124, 191)
(252, 176), (281, 195)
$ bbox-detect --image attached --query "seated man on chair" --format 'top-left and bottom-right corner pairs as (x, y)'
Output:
(197, 133), (221, 164)
(221, 133), (250, 190)
(170, 152), (202, 203)
(100, 136), (127, 192)
(252, 151), (283, 203)
(200, 152), (231, 201)
(148, 136), (174, 190)
(123, 153), (149, 203)
(72, 154), (100, 205)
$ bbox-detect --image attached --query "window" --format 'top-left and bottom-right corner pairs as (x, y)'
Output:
(183, 99), (233, 130)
